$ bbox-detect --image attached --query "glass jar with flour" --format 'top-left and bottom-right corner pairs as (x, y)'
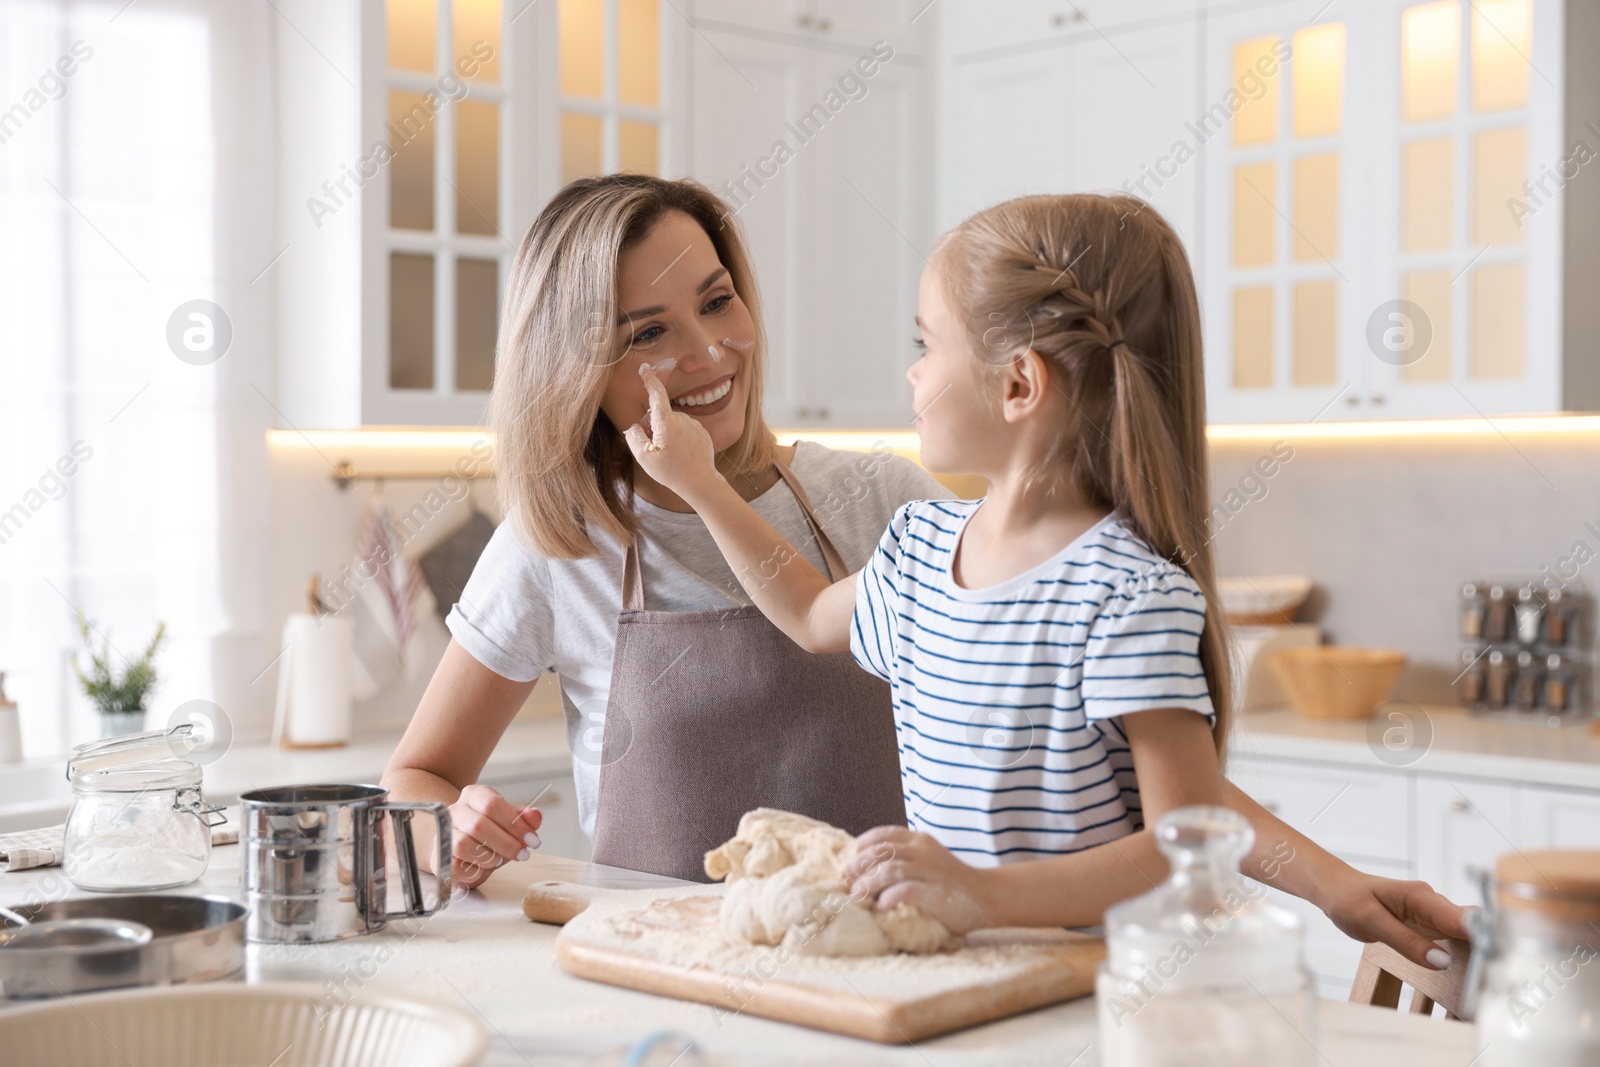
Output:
(63, 725), (226, 892)
(1469, 849), (1600, 1067)
(1097, 805), (1315, 1066)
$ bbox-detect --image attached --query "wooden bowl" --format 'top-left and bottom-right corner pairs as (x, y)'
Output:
(1268, 647), (1407, 721)
(1218, 576), (1314, 626)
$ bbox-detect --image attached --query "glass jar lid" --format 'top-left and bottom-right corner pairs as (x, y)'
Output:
(68, 724), (201, 792)
(71, 757), (201, 793)
(1496, 849), (1600, 925)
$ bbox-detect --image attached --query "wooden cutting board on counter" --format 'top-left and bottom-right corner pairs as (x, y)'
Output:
(525, 880), (1105, 1045)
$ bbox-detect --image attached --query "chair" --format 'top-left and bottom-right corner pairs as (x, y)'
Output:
(1349, 937), (1473, 1020)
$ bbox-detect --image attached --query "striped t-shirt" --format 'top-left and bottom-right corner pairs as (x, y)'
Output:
(850, 501), (1215, 866)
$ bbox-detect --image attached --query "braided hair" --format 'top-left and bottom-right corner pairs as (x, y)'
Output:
(934, 194), (1232, 752)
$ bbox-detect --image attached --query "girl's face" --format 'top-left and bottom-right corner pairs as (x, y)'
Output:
(598, 211), (757, 455)
(907, 264), (996, 474)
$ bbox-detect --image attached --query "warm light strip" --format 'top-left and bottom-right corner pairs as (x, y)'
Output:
(269, 416), (1600, 455)
(1203, 415), (1600, 441)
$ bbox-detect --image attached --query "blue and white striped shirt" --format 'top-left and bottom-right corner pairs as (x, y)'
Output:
(850, 501), (1215, 866)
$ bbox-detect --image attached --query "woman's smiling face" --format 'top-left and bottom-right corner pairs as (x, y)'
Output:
(598, 211), (757, 455)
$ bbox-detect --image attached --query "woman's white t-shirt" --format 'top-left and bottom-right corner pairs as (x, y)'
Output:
(446, 441), (953, 836)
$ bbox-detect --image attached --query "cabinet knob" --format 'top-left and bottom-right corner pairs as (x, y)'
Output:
(1370, 394), (1387, 406)
(797, 406), (811, 419)
(1262, 800), (1281, 814)
(1344, 394), (1360, 407)
(797, 13), (813, 28)
(817, 406), (830, 420)
(1449, 796), (1472, 813)
(816, 16), (830, 31)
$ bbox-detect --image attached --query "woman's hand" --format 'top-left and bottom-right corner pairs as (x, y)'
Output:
(448, 784), (544, 891)
(842, 826), (998, 935)
(1314, 866), (1472, 970)
(623, 365), (723, 502)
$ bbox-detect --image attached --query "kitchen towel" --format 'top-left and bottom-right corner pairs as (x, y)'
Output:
(419, 507), (498, 621)
(344, 495), (435, 700)
(0, 816), (239, 873)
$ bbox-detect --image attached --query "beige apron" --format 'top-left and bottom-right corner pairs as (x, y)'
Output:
(590, 461), (907, 881)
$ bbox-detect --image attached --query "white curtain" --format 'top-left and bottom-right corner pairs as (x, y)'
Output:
(0, 0), (274, 757)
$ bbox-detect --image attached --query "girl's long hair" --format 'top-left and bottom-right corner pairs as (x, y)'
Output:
(490, 175), (777, 558)
(937, 194), (1232, 750)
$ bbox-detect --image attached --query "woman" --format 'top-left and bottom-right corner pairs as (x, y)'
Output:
(383, 174), (1467, 970)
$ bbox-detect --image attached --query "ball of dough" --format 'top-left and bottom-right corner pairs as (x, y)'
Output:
(705, 808), (961, 957)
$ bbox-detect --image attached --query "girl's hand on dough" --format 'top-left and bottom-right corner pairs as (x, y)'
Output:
(843, 826), (996, 935)
(624, 365), (723, 502)
(449, 784), (544, 891)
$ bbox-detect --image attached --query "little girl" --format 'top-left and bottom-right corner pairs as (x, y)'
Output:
(628, 195), (1303, 933)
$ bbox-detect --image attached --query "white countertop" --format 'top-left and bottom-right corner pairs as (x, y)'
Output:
(0, 847), (1477, 1066)
(1232, 704), (1600, 789)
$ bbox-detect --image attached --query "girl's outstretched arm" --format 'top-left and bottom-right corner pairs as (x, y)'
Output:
(624, 366), (857, 652)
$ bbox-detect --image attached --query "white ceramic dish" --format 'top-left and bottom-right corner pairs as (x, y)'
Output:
(0, 980), (490, 1067)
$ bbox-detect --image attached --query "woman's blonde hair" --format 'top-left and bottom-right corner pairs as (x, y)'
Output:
(491, 175), (778, 559)
(936, 194), (1232, 748)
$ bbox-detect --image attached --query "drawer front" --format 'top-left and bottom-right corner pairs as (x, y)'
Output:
(1228, 757), (1411, 865)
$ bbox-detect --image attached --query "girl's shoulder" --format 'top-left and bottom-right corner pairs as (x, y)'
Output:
(1085, 518), (1204, 599)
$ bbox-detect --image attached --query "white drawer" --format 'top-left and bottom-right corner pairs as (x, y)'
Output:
(1228, 757), (1411, 865)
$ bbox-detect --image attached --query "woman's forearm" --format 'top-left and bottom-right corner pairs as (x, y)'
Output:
(683, 476), (854, 652)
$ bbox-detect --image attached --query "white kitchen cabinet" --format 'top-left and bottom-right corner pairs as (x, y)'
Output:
(684, 22), (930, 427)
(1414, 774), (1516, 905)
(940, 0), (1199, 60)
(937, 8), (1201, 249)
(276, 0), (543, 428)
(1517, 783), (1600, 849)
(1226, 755), (1411, 865)
(693, 0), (927, 51)
(1199, 0), (1600, 423)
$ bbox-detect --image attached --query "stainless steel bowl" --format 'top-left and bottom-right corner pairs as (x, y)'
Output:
(0, 895), (246, 1000)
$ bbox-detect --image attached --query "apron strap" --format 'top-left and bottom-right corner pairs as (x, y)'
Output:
(622, 448), (849, 611)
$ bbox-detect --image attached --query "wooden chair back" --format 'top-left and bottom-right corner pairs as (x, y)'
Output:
(1348, 937), (1473, 1020)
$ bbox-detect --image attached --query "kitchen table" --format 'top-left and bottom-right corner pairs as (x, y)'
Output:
(0, 846), (1478, 1066)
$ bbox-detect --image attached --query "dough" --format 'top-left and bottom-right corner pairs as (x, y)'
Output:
(704, 809), (959, 957)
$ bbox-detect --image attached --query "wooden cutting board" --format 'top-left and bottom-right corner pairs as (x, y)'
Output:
(525, 880), (1105, 1045)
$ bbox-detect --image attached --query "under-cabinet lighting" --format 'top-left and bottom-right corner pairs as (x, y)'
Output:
(267, 415), (1600, 460)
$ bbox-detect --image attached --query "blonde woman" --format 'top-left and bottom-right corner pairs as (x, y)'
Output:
(383, 177), (1466, 972)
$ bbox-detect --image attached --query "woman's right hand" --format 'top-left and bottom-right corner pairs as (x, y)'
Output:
(448, 783), (544, 891)
(624, 365), (723, 501)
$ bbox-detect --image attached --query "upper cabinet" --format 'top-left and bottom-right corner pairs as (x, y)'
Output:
(938, 0), (1600, 424)
(682, 1), (932, 428)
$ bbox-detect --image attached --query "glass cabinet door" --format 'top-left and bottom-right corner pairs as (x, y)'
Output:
(558, 0), (664, 183)
(382, 0), (505, 407)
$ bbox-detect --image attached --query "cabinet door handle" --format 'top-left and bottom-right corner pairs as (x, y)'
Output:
(1344, 394), (1360, 407)
(1262, 800), (1281, 814)
(797, 13), (813, 28)
(816, 16), (830, 31)
(1449, 797), (1472, 813)
(1370, 394), (1387, 406)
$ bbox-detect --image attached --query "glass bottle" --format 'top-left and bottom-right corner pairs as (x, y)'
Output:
(1513, 585), (1545, 646)
(1459, 648), (1487, 708)
(1512, 651), (1541, 711)
(1469, 849), (1600, 1066)
(1486, 584), (1512, 643)
(1486, 650), (1513, 708)
(1097, 806), (1314, 1066)
(1543, 654), (1573, 713)
(1460, 582), (1487, 641)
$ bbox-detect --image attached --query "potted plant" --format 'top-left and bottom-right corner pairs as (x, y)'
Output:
(73, 615), (167, 739)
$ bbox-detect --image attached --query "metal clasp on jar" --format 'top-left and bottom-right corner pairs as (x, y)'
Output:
(174, 787), (229, 828)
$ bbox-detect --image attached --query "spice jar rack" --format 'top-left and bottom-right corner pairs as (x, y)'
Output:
(1456, 579), (1594, 721)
